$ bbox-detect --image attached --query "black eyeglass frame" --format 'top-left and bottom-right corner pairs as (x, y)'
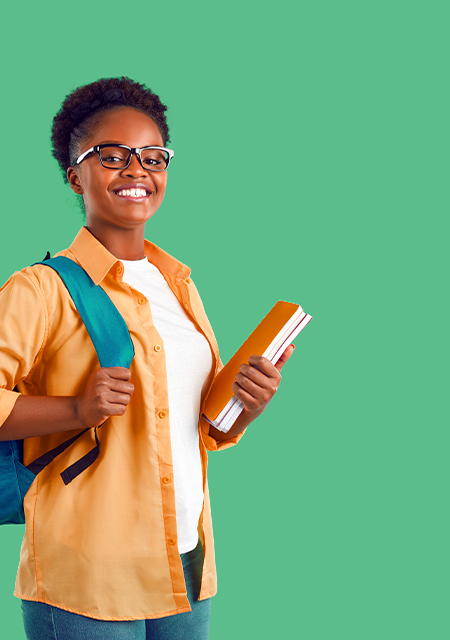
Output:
(73, 144), (175, 172)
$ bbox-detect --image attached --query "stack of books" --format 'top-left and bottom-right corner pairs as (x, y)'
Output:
(202, 301), (312, 433)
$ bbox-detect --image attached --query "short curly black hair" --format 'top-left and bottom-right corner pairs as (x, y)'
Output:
(51, 76), (170, 184)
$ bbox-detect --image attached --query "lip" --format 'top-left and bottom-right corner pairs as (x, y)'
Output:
(112, 183), (153, 201)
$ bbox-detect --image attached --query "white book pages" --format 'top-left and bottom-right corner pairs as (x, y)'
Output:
(269, 312), (312, 364)
(208, 311), (312, 433)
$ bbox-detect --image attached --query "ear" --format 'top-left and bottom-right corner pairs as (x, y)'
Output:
(67, 166), (84, 194)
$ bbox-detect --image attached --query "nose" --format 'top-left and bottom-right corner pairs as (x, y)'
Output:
(122, 151), (147, 178)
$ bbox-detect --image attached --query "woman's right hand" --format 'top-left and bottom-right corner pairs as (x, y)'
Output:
(0, 368), (134, 441)
(74, 367), (134, 428)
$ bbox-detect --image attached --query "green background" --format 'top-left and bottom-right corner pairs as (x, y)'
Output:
(0, 1), (448, 638)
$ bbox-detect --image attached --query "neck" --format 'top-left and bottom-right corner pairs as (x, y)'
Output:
(85, 222), (147, 260)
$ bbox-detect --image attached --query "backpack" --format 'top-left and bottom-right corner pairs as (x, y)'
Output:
(0, 256), (134, 525)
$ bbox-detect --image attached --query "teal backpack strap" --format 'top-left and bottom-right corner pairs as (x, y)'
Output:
(39, 256), (134, 369)
(27, 256), (134, 485)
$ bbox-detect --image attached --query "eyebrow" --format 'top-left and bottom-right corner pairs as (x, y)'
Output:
(95, 141), (163, 147)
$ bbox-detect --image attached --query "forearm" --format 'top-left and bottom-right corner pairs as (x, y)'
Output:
(0, 395), (84, 441)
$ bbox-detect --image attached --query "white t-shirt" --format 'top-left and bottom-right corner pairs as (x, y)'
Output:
(120, 257), (213, 554)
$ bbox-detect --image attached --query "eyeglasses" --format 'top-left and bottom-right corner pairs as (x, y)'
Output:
(73, 144), (174, 172)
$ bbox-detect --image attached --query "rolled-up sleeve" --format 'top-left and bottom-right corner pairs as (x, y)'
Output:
(0, 271), (48, 428)
(199, 358), (247, 451)
(200, 415), (246, 451)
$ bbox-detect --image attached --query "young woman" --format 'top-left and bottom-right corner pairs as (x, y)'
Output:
(0, 77), (294, 640)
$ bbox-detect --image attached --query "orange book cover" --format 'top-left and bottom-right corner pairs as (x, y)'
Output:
(202, 301), (311, 426)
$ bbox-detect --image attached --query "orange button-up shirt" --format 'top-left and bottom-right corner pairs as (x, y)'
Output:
(0, 227), (243, 621)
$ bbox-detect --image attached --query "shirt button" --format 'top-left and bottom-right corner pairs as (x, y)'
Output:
(138, 297), (146, 305)
(154, 344), (162, 352)
(159, 410), (167, 419)
(168, 538), (177, 546)
(162, 476), (171, 484)
(116, 265), (123, 275)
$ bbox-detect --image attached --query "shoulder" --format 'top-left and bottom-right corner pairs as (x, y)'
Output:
(0, 252), (75, 314)
(0, 266), (47, 304)
(27, 248), (78, 287)
(0, 269), (49, 352)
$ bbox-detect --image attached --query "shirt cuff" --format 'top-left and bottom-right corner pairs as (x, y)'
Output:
(199, 415), (246, 452)
(0, 388), (21, 429)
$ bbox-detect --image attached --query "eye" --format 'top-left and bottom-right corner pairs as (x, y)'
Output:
(142, 157), (161, 167)
(103, 154), (123, 163)
(141, 149), (168, 169)
(99, 146), (129, 167)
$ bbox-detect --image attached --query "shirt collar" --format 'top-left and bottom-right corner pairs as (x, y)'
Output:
(68, 227), (191, 286)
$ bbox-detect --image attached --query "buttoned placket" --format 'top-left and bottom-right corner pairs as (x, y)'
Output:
(111, 259), (220, 606)
(113, 262), (188, 597)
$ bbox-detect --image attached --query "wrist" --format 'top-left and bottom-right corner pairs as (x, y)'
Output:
(72, 396), (88, 429)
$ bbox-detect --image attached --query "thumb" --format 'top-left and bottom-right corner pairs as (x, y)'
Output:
(274, 344), (295, 373)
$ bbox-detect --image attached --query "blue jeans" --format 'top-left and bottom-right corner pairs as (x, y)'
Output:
(21, 540), (211, 640)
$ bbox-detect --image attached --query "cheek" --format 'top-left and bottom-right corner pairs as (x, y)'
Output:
(155, 176), (168, 198)
(84, 174), (112, 202)
(78, 167), (98, 197)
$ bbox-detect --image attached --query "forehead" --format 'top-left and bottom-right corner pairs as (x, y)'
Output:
(83, 107), (164, 149)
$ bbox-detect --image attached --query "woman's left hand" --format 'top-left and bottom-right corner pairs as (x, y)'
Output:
(211, 344), (295, 440)
(233, 344), (295, 419)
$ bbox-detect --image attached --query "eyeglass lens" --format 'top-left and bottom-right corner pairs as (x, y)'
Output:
(99, 146), (169, 171)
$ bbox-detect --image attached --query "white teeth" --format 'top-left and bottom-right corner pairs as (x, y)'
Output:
(116, 188), (148, 198)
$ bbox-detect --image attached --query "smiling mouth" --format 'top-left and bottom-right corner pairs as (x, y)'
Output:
(114, 188), (151, 199)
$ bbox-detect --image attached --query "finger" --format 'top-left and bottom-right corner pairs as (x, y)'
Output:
(245, 356), (281, 381)
(103, 402), (128, 417)
(101, 379), (135, 395)
(231, 382), (264, 412)
(97, 396), (131, 421)
(237, 363), (279, 388)
(108, 391), (133, 405)
(101, 367), (132, 381)
(235, 372), (267, 398)
(100, 386), (133, 405)
(274, 344), (295, 373)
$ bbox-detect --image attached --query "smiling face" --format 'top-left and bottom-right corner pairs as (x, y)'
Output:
(67, 107), (168, 234)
